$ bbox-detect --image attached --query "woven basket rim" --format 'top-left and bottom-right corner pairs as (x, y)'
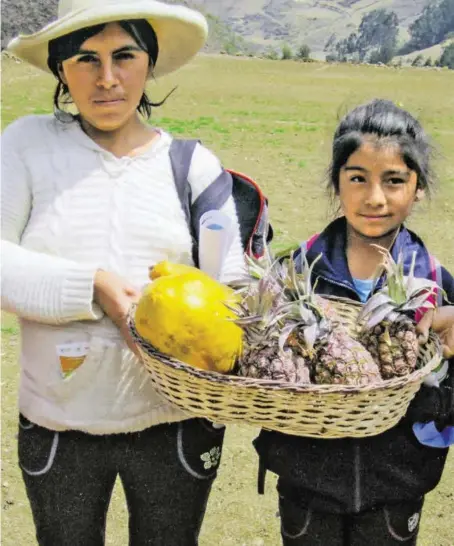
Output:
(128, 313), (442, 395)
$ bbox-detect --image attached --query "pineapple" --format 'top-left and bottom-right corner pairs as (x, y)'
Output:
(313, 324), (383, 385)
(358, 247), (439, 379)
(235, 272), (310, 383)
(284, 252), (382, 386)
(233, 252), (313, 383)
(235, 250), (383, 387)
(361, 319), (419, 379)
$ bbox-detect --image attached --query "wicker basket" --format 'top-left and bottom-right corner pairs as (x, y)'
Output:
(129, 297), (442, 439)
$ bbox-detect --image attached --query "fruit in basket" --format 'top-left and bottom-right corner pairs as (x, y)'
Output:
(235, 252), (385, 386)
(151, 261), (204, 281)
(150, 260), (240, 308)
(235, 270), (311, 383)
(135, 271), (242, 373)
(311, 324), (383, 385)
(283, 254), (382, 386)
(358, 247), (439, 379)
(149, 261), (234, 299)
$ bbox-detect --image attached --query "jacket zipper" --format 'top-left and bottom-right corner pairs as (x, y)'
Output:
(316, 274), (360, 300)
(318, 273), (363, 512)
(317, 272), (365, 513)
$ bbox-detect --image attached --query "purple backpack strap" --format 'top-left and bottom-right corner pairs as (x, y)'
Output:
(299, 233), (319, 254)
(296, 233), (319, 271)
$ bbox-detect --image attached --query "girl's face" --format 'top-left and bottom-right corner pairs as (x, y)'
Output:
(338, 141), (424, 240)
(59, 22), (150, 133)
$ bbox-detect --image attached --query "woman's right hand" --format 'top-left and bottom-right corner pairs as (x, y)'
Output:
(93, 270), (142, 356)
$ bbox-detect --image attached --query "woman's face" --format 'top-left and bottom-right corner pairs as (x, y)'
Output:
(59, 22), (150, 132)
(338, 140), (424, 240)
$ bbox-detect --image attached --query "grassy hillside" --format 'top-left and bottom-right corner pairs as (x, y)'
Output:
(2, 53), (454, 545)
(396, 38), (454, 65)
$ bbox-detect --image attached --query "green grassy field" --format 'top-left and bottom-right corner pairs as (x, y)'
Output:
(1, 53), (454, 545)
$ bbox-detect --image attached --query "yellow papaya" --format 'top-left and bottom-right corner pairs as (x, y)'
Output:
(149, 261), (237, 305)
(135, 272), (242, 373)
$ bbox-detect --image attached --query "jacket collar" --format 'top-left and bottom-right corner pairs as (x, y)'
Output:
(305, 217), (432, 293)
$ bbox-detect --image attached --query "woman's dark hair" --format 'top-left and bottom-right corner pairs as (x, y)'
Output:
(48, 19), (167, 119)
(328, 99), (435, 197)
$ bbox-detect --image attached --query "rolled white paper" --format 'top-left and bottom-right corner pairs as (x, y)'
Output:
(198, 210), (236, 280)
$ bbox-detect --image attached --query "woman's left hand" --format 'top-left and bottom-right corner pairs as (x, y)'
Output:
(417, 306), (454, 359)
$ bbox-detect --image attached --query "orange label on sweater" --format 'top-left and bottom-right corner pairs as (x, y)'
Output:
(57, 343), (89, 378)
(59, 356), (86, 377)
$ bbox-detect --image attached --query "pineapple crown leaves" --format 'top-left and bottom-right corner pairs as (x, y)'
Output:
(232, 247), (332, 352)
(278, 308), (330, 353)
(281, 249), (323, 302)
(233, 275), (290, 331)
(358, 246), (440, 329)
(245, 252), (273, 280)
(278, 253), (330, 352)
(230, 252), (287, 289)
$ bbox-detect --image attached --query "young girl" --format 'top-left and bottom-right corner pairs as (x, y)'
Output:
(1, 1), (245, 544)
(254, 99), (454, 546)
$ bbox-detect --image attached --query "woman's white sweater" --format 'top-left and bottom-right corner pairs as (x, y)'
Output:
(1, 115), (245, 434)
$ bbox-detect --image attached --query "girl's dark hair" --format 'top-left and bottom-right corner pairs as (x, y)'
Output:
(47, 19), (167, 119)
(329, 99), (435, 197)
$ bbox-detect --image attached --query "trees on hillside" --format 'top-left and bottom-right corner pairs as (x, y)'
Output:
(323, 4), (454, 70)
(356, 9), (399, 61)
(439, 42), (454, 68)
(404, 0), (454, 53)
(327, 9), (399, 64)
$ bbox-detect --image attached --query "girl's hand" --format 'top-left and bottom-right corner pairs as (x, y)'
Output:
(93, 270), (142, 356)
(416, 306), (454, 359)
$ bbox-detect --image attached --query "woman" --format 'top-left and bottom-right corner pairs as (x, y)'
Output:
(2, 1), (245, 544)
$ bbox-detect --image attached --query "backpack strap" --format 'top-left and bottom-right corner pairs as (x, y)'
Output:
(169, 138), (272, 264)
(192, 170), (233, 241)
(430, 254), (444, 307)
(169, 139), (198, 230)
(229, 169), (272, 257)
(303, 233), (319, 252)
(295, 233), (319, 272)
(169, 139), (232, 266)
(169, 139), (198, 264)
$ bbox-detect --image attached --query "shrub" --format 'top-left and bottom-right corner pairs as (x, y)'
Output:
(281, 44), (293, 60)
(264, 48), (279, 60)
(411, 54), (424, 67)
(296, 44), (311, 61)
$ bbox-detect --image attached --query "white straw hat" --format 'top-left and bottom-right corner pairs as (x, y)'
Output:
(7, 0), (208, 78)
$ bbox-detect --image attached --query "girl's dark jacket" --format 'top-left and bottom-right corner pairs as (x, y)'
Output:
(254, 217), (454, 514)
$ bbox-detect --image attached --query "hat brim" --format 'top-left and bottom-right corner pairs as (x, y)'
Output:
(6, 1), (208, 78)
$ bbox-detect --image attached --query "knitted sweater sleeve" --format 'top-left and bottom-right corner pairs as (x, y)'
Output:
(1, 118), (103, 324)
(188, 142), (246, 283)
